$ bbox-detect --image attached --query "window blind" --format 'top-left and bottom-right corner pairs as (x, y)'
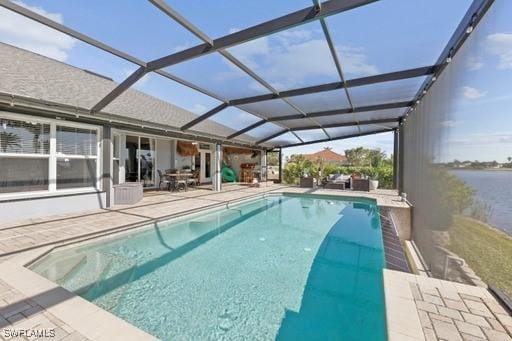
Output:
(0, 118), (50, 154)
(56, 126), (97, 156)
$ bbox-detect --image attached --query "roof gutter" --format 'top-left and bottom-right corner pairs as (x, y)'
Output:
(0, 92), (268, 150)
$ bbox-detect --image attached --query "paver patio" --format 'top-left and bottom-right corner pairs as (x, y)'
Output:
(0, 184), (406, 257)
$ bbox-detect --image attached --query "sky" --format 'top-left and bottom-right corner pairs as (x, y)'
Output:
(0, 0), (511, 162)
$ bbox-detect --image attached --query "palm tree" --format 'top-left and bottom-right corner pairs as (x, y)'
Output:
(0, 132), (21, 152)
(508, 156), (512, 163)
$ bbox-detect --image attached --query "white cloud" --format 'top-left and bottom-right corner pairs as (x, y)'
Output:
(462, 86), (487, 100)
(0, 1), (76, 61)
(188, 104), (207, 114)
(499, 135), (512, 143)
(486, 33), (512, 69)
(449, 131), (512, 145)
(440, 120), (460, 128)
(227, 27), (378, 89)
(130, 71), (151, 89)
(172, 42), (193, 53)
(335, 46), (378, 77)
(465, 56), (483, 70)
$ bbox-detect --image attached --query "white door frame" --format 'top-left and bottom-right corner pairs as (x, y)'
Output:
(116, 132), (157, 188)
(200, 150), (212, 183)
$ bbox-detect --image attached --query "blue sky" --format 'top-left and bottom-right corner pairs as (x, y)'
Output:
(0, 0), (511, 161)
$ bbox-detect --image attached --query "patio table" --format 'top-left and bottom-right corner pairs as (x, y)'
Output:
(166, 173), (193, 191)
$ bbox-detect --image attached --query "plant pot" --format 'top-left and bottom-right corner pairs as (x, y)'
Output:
(369, 180), (379, 190)
(299, 177), (314, 188)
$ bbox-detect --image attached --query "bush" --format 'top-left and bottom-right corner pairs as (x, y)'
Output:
(283, 161), (395, 189)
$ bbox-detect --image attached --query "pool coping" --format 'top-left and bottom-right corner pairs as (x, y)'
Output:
(1, 190), (412, 340)
(0, 247), (156, 340)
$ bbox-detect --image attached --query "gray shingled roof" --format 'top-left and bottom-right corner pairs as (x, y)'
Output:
(0, 42), (259, 145)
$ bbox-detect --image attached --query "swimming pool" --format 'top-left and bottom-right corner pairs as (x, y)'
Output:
(31, 194), (386, 340)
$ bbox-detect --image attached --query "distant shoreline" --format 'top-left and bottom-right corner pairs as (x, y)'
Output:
(448, 168), (512, 172)
(462, 215), (512, 238)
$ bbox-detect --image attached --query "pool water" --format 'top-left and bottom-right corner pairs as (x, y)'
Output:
(32, 194), (386, 340)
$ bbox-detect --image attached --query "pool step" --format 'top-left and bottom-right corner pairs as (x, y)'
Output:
(39, 253), (87, 283)
(59, 251), (114, 295)
(82, 253), (138, 311)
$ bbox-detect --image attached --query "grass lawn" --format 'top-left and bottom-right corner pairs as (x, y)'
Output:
(448, 215), (512, 298)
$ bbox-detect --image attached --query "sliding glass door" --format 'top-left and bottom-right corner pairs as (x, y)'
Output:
(124, 135), (156, 188)
(139, 137), (155, 187)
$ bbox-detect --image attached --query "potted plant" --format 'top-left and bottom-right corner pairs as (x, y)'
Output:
(368, 168), (379, 190)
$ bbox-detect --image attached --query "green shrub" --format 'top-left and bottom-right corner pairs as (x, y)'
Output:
(283, 162), (395, 189)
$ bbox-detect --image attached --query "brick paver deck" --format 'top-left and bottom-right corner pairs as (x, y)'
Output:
(385, 270), (512, 341)
(0, 185), (406, 257)
(0, 279), (89, 341)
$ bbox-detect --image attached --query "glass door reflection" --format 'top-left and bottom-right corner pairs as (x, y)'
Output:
(125, 135), (139, 183)
(139, 137), (155, 187)
(124, 135), (156, 188)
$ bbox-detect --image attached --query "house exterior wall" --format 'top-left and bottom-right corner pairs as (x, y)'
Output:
(156, 139), (172, 185)
(0, 191), (106, 224)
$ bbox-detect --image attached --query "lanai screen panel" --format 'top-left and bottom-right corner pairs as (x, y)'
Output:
(245, 122), (284, 140)
(326, 0), (472, 77)
(324, 126), (361, 139)
(294, 129), (329, 143)
(0, 5), (141, 109)
(286, 90), (351, 114)
(237, 98), (300, 119)
(164, 53), (271, 99)
(0, 0), (484, 148)
(167, 0), (312, 39)
(266, 132), (301, 147)
(314, 108), (407, 126)
(11, 0), (202, 61)
(276, 118), (322, 130)
(401, 0), (511, 295)
(227, 21), (340, 92)
(358, 122), (399, 133)
(348, 77), (428, 107)
(103, 72), (224, 128)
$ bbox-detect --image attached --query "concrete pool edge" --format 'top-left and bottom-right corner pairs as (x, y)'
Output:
(0, 248), (156, 340)
(2, 190), (411, 340)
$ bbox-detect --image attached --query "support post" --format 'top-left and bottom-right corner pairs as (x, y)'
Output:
(102, 124), (113, 207)
(278, 148), (283, 184)
(393, 129), (399, 189)
(398, 125), (405, 194)
(260, 150), (267, 185)
(213, 143), (222, 192)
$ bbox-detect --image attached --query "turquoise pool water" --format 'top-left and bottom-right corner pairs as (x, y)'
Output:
(32, 194), (386, 340)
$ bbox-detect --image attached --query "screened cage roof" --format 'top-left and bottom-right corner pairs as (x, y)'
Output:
(0, 0), (493, 149)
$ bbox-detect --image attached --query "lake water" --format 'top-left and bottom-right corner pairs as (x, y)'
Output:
(451, 169), (512, 235)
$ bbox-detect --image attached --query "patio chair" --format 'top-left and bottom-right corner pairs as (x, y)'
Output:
(157, 170), (171, 191)
(169, 176), (187, 192)
(186, 177), (197, 187)
(324, 174), (350, 190)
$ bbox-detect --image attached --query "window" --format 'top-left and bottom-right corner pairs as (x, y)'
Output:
(0, 113), (101, 196)
(57, 126), (97, 156)
(56, 126), (98, 189)
(56, 158), (97, 189)
(0, 118), (50, 193)
(0, 157), (49, 193)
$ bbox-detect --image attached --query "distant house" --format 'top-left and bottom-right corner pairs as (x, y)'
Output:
(303, 148), (348, 165)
